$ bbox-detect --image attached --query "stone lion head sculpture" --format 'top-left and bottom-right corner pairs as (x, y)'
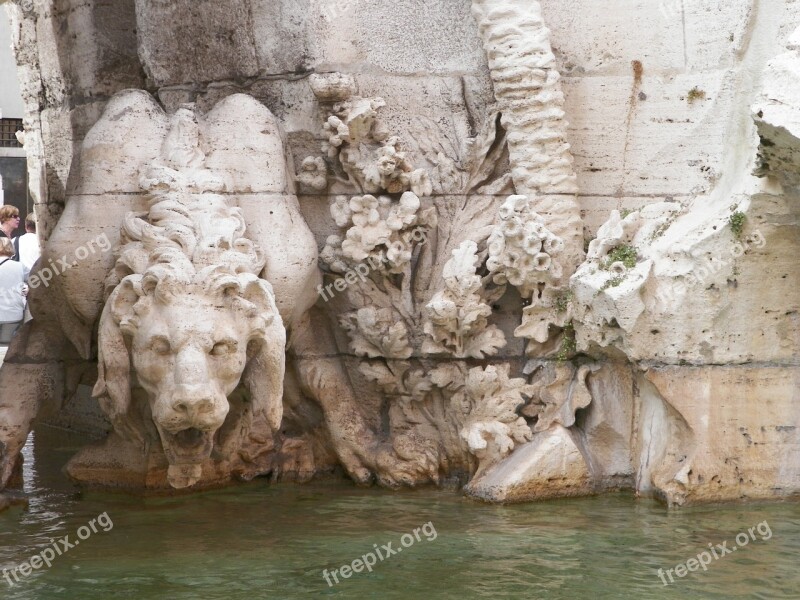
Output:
(93, 104), (286, 489)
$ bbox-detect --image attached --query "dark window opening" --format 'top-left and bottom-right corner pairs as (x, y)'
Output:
(0, 118), (24, 148)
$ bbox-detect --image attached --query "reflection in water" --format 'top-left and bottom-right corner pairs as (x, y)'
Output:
(1, 426), (799, 599)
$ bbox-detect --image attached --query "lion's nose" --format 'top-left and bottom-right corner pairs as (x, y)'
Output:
(174, 396), (214, 415)
(171, 385), (225, 427)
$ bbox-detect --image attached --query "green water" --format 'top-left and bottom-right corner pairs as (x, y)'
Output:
(1, 428), (799, 599)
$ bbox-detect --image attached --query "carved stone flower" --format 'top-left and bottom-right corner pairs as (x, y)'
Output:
(488, 233), (505, 256)
(533, 252), (552, 271)
(524, 235), (543, 254)
(505, 268), (524, 287)
(319, 235), (348, 273)
(330, 195), (353, 228)
(386, 241), (412, 268)
(297, 156), (328, 191)
(386, 192), (421, 231)
(498, 194), (528, 220)
(609, 261), (628, 276)
(322, 115), (350, 157)
(502, 216), (524, 238)
(488, 195), (567, 298)
(350, 195), (381, 227)
(527, 222), (548, 239)
(341, 223), (391, 261)
(409, 169), (433, 197)
(503, 249), (520, 269)
(544, 236), (565, 254)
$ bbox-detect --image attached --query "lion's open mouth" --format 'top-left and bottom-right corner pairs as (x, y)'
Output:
(158, 427), (217, 489)
(172, 427), (207, 449)
(161, 427), (215, 461)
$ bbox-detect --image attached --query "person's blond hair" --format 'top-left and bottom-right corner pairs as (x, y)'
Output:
(0, 205), (19, 225)
(0, 238), (15, 257)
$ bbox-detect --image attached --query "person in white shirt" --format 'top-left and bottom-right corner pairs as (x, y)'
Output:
(15, 213), (40, 280)
(0, 238), (27, 343)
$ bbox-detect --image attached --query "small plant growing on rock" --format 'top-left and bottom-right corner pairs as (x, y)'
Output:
(687, 87), (706, 103)
(556, 322), (577, 362)
(730, 211), (746, 239)
(601, 276), (625, 291)
(603, 245), (638, 270)
(555, 291), (574, 313)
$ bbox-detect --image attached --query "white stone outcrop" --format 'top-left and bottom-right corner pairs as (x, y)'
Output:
(754, 26), (800, 188)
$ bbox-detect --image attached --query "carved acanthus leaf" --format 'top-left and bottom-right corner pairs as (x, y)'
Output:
(522, 361), (598, 433)
(340, 308), (413, 359)
(423, 241), (506, 358)
(358, 361), (408, 395)
(445, 364), (535, 478)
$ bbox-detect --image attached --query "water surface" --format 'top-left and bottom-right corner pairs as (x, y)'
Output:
(1, 427), (798, 599)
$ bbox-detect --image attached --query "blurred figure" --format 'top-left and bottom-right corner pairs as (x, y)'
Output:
(0, 238), (26, 343)
(0, 205), (20, 243)
(16, 213), (40, 279)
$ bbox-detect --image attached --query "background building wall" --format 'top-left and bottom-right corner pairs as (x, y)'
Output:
(1, 4), (28, 230)
(0, 5), (24, 119)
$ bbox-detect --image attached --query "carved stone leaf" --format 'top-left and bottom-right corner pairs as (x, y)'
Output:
(482, 282), (507, 306)
(340, 308), (413, 359)
(429, 364), (468, 390)
(348, 336), (384, 359)
(345, 277), (394, 310)
(394, 399), (423, 426)
(421, 337), (450, 356)
(459, 302), (493, 329)
(465, 112), (508, 194)
(359, 361), (409, 395)
(455, 365), (536, 477)
(359, 361), (396, 385)
(508, 417), (535, 445)
(383, 322), (414, 359)
(423, 241), (507, 358)
(443, 239), (480, 283)
(462, 325), (506, 359)
(411, 374), (435, 399)
(405, 115), (466, 193)
(424, 195), (498, 298)
(390, 432), (441, 481)
(523, 362), (598, 433)
(515, 304), (559, 343)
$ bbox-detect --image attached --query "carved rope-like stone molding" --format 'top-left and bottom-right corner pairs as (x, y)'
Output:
(471, 0), (584, 277)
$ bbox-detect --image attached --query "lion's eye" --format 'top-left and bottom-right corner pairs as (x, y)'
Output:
(210, 340), (237, 356)
(150, 337), (171, 355)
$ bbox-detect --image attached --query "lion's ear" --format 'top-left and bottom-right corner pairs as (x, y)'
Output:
(94, 276), (142, 442)
(240, 278), (286, 432)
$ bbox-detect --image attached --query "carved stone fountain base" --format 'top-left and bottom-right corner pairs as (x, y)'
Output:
(65, 433), (275, 492)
